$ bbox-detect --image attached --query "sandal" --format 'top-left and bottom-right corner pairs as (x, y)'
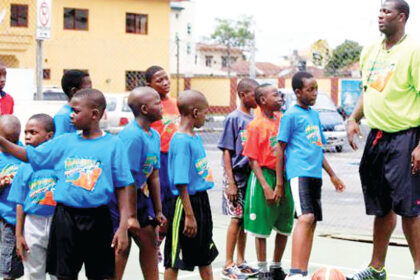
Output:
(221, 265), (248, 279)
(237, 262), (259, 276)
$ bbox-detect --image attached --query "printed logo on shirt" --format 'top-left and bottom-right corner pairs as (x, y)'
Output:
(143, 154), (158, 178)
(64, 157), (102, 191)
(0, 163), (19, 186)
(305, 125), (323, 147)
(240, 130), (247, 147)
(195, 158), (214, 183)
(29, 176), (57, 206)
(367, 58), (396, 93)
(269, 135), (277, 148)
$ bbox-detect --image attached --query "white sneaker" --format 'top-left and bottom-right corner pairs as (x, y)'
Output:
(414, 272), (420, 280)
(285, 274), (304, 280)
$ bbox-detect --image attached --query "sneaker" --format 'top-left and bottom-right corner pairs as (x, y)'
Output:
(257, 271), (272, 280)
(221, 265), (248, 280)
(270, 266), (286, 280)
(347, 266), (387, 280)
(413, 271), (420, 280)
(285, 274), (303, 280)
(237, 262), (260, 277)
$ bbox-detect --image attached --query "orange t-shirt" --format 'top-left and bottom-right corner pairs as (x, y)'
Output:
(254, 107), (282, 119)
(151, 97), (179, 153)
(242, 113), (282, 170)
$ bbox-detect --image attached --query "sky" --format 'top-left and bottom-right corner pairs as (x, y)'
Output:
(194, 0), (420, 62)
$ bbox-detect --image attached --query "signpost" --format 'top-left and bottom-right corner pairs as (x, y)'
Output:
(35, 0), (52, 100)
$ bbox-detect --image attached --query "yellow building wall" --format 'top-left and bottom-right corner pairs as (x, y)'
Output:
(285, 78), (331, 94)
(190, 77), (231, 107)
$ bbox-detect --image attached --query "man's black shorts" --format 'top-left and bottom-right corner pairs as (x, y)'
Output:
(359, 127), (420, 217)
(164, 191), (219, 271)
(47, 204), (115, 280)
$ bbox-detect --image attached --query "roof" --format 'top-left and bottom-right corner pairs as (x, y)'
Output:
(196, 43), (243, 54)
(225, 61), (282, 77)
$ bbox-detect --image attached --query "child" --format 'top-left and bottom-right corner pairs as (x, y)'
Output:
(242, 84), (294, 280)
(8, 114), (56, 279)
(111, 86), (167, 280)
(218, 78), (259, 279)
(0, 89), (139, 280)
(277, 72), (345, 280)
(164, 90), (218, 280)
(0, 115), (23, 279)
(54, 70), (92, 136)
(0, 62), (14, 115)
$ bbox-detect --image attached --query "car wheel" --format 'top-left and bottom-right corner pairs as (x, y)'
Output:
(335, 145), (343, 152)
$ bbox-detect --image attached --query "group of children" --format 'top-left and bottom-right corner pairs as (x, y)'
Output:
(0, 64), (345, 280)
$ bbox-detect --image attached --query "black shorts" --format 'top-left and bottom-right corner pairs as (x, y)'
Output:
(164, 191), (219, 271)
(290, 177), (323, 221)
(359, 127), (420, 217)
(47, 204), (115, 280)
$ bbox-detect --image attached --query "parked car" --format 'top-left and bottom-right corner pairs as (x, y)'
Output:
(104, 93), (133, 134)
(280, 88), (346, 152)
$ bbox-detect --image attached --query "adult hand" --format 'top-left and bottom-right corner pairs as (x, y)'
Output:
(346, 120), (361, 150)
(411, 145), (420, 175)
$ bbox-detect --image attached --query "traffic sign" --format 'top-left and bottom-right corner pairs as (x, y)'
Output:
(36, 0), (52, 40)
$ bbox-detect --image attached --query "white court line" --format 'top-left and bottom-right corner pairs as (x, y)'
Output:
(177, 259), (411, 279)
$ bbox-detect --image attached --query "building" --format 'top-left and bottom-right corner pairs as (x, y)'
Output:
(0, 0), (171, 94)
(195, 43), (244, 71)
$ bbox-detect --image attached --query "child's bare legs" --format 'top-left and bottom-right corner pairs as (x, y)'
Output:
(136, 225), (159, 280)
(291, 213), (316, 272)
(164, 268), (178, 280)
(236, 227), (247, 265)
(225, 217), (241, 267)
(114, 237), (132, 280)
(273, 233), (288, 263)
(255, 237), (266, 262)
(199, 265), (214, 280)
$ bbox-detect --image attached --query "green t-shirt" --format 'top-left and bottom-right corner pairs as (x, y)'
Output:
(361, 35), (420, 132)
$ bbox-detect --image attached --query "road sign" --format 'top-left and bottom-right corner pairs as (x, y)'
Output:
(36, 0), (52, 40)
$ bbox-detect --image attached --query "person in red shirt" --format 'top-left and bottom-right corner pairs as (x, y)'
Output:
(242, 84), (294, 280)
(0, 62), (14, 115)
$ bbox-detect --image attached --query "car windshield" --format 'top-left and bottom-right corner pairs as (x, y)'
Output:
(42, 90), (68, 101)
(312, 93), (337, 112)
(106, 97), (117, 112)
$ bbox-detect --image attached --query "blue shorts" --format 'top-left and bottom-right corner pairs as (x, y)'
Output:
(0, 218), (24, 278)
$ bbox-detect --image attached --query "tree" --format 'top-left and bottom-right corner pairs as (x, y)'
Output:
(325, 40), (362, 76)
(210, 16), (254, 75)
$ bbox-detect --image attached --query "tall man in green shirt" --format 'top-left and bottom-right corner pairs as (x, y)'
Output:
(347, 1), (420, 279)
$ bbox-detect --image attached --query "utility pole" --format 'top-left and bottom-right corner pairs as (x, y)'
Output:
(249, 31), (256, 79)
(36, 40), (43, 100)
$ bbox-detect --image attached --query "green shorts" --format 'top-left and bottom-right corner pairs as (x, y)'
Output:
(244, 168), (294, 237)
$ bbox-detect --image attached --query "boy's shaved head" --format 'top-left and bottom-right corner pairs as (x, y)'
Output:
(0, 115), (20, 144)
(73, 88), (107, 117)
(177, 90), (208, 116)
(254, 83), (273, 105)
(128, 86), (159, 117)
(29, 113), (55, 133)
(237, 78), (259, 95)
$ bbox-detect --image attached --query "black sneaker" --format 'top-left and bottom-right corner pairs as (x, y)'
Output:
(258, 271), (273, 280)
(270, 266), (286, 280)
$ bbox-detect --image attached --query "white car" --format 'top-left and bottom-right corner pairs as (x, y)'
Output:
(104, 93), (134, 134)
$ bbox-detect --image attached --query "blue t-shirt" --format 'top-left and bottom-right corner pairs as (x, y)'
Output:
(26, 133), (134, 208)
(277, 104), (326, 180)
(54, 104), (76, 137)
(8, 163), (57, 217)
(218, 110), (253, 172)
(168, 133), (214, 196)
(0, 153), (22, 225)
(118, 121), (160, 208)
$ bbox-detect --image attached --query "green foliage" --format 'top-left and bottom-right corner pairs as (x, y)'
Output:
(325, 40), (362, 76)
(210, 16), (254, 49)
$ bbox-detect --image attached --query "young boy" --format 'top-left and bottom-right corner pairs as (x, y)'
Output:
(242, 84), (294, 280)
(0, 62), (14, 115)
(277, 72), (345, 280)
(0, 115), (23, 280)
(111, 86), (166, 280)
(54, 70), (92, 136)
(164, 90), (218, 280)
(0, 89), (139, 280)
(218, 78), (259, 279)
(7, 114), (56, 279)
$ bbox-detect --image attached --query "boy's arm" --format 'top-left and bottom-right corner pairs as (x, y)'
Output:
(274, 142), (286, 203)
(249, 158), (275, 204)
(0, 137), (28, 162)
(222, 149), (238, 202)
(177, 185), (197, 238)
(147, 169), (166, 226)
(322, 157), (345, 192)
(15, 204), (28, 261)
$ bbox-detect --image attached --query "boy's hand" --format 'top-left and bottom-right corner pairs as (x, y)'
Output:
(226, 183), (238, 202)
(262, 184), (275, 204)
(127, 217), (141, 242)
(273, 183), (284, 203)
(155, 211), (167, 229)
(112, 227), (129, 255)
(331, 175), (346, 192)
(183, 214), (197, 238)
(16, 235), (29, 261)
(411, 145), (420, 175)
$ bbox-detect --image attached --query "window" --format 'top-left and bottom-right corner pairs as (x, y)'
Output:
(11, 4), (28, 27)
(222, 56), (228, 68)
(126, 13), (148, 34)
(205, 56), (213, 67)
(125, 71), (145, 91)
(187, 23), (192, 35)
(186, 43), (191, 55)
(64, 8), (88, 30)
(43, 69), (51, 80)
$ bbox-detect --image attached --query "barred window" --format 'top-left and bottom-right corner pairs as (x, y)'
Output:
(64, 8), (88, 30)
(126, 13), (148, 34)
(11, 4), (28, 27)
(125, 71), (145, 91)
